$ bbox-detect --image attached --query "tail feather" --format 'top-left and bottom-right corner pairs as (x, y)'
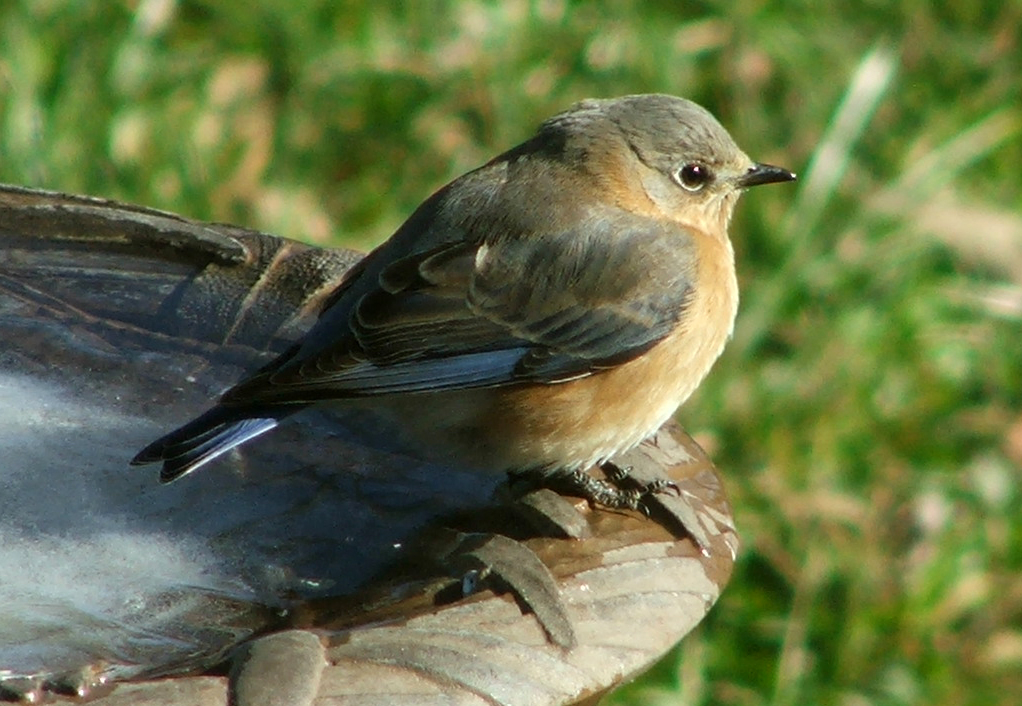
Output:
(131, 406), (288, 483)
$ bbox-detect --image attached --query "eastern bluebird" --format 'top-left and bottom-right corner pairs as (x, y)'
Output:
(132, 94), (795, 506)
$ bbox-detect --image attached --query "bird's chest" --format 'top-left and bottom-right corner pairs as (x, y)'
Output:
(517, 250), (738, 468)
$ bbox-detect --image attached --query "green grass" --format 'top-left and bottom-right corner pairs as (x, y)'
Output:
(2, 2), (1020, 705)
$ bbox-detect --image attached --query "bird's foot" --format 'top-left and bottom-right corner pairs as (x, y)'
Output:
(534, 462), (679, 515)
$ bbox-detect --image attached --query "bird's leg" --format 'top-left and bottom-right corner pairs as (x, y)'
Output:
(601, 460), (633, 483)
(561, 469), (645, 511)
(600, 460), (680, 498)
(520, 463), (678, 514)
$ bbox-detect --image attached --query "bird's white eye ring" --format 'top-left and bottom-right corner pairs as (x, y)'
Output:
(674, 163), (712, 192)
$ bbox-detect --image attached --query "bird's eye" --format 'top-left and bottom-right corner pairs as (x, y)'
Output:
(674, 163), (712, 192)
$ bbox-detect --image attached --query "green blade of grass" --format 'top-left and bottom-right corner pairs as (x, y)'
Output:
(733, 43), (897, 359)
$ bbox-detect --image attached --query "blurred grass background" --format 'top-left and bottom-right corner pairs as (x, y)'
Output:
(2, 1), (1020, 704)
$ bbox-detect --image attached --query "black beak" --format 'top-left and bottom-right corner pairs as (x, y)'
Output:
(738, 162), (797, 188)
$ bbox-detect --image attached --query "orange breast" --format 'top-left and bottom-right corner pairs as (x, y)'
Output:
(480, 226), (738, 470)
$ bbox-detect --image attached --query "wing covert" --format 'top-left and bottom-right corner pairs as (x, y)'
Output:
(222, 214), (697, 404)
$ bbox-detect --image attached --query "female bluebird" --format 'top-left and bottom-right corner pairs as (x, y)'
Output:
(133, 94), (795, 503)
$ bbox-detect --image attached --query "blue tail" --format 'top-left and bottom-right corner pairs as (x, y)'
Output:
(131, 406), (293, 483)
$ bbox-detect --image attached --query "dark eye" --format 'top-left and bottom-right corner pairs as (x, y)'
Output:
(675, 163), (712, 192)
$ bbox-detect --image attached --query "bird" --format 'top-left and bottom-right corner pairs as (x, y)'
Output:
(132, 93), (796, 506)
